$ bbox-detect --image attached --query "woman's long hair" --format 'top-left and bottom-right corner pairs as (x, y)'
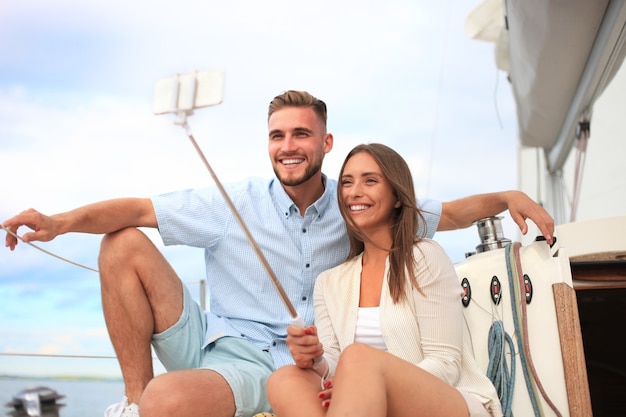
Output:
(337, 143), (427, 302)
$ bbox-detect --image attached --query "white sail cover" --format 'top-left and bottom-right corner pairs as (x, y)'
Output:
(466, 0), (626, 171)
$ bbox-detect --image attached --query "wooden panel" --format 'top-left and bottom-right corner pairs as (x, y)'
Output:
(553, 283), (593, 417)
(571, 261), (626, 282)
(570, 251), (626, 263)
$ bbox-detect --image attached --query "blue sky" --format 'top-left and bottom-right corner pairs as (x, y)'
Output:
(0, 0), (526, 378)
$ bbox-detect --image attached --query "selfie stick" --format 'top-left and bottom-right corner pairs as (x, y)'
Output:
(154, 71), (304, 327)
(184, 132), (329, 376)
(183, 122), (303, 326)
(185, 131), (329, 377)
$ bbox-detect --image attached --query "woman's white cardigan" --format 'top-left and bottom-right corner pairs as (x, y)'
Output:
(314, 239), (502, 416)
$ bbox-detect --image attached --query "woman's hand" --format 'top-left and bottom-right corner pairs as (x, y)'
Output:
(286, 324), (324, 369)
(318, 376), (334, 408)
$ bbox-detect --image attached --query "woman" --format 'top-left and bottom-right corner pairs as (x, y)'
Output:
(266, 143), (502, 417)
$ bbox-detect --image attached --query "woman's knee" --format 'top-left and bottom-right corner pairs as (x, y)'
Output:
(338, 343), (376, 368)
(267, 365), (320, 409)
(267, 365), (298, 395)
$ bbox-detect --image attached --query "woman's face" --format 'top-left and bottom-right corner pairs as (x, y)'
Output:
(340, 151), (399, 234)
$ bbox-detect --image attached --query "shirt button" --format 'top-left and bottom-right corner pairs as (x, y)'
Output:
(272, 341), (277, 346)
(302, 228), (307, 233)
(305, 263), (310, 268)
(302, 296), (307, 301)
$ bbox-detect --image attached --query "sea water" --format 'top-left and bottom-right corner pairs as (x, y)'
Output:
(0, 377), (125, 417)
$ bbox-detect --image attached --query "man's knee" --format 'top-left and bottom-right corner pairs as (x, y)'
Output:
(99, 228), (157, 272)
(140, 370), (236, 417)
(100, 227), (148, 258)
(140, 375), (177, 416)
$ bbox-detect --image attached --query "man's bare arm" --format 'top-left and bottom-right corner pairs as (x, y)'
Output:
(438, 190), (554, 245)
(3, 198), (156, 250)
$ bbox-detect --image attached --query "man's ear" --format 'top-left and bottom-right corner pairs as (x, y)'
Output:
(323, 133), (334, 153)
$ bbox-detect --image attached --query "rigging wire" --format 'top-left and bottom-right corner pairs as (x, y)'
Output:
(535, 148), (544, 207)
(569, 121), (590, 222)
(425, 0), (453, 197)
(492, 65), (504, 130)
(0, 352), (117, 360)
(0, 352), (164, 362)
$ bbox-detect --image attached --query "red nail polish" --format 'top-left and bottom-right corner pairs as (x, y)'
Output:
(318, 392), (325, 399)
(324, 381), (331, 388)
(322, 400), (330, 407)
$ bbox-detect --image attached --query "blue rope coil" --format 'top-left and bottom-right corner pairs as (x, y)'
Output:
(487, 320), (516, 417)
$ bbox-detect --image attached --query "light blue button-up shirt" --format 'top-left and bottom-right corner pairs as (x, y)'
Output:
(151, 174), (441, 368)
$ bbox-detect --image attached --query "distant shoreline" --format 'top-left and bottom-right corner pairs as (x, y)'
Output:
(0, 374), (122, 382)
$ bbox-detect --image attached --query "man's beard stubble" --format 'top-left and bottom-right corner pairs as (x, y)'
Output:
(273, 159), (323, 187)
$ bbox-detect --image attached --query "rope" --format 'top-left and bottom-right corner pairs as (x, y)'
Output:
(1, 224), (99, 272)
(505, 242), (563, 417)
(506, 242), (542, 416)
(487, 320), (516, 417)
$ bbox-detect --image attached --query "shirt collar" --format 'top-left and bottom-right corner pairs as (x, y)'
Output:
(270, 174), (334, 219)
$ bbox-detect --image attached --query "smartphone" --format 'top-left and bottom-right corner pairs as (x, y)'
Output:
(153, 70), (225, 114)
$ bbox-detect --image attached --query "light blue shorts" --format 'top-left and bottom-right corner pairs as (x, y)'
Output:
(152, 284), (275, 416)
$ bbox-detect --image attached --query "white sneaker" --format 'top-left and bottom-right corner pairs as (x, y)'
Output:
(104, 396), (140, 417)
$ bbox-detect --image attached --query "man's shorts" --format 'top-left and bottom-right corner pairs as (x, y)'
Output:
(152, 284), (275, 416)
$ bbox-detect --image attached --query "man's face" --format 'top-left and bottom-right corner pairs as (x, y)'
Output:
(268, 106), (333, 187)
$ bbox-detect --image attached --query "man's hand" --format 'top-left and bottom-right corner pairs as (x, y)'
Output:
(439, 190), (555, 245)
(504, 191), (554, 245)
(3, 208), (60, 250)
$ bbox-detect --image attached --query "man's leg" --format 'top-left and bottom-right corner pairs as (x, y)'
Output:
(139, 369), (236, 417)
(99, 227), (184, 404)
(142, 337), (274, 417)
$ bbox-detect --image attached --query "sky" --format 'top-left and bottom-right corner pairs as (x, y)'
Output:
(0, 0), (529, 379)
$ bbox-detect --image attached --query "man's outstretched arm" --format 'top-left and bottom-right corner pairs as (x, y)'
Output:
(438, 190), (554, 245)
(3, 197), (156, 250)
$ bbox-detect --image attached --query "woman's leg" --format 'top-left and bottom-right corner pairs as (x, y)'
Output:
(327, 343), (469, 417)
(267, 365), (327, 417)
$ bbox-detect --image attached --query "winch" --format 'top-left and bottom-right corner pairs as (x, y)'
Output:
(473, 216), (511, 253)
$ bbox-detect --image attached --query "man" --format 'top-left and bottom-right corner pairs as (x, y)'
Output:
(3, 90), (554, 417)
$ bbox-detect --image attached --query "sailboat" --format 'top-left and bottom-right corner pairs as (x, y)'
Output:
(455, 1), (626, 416)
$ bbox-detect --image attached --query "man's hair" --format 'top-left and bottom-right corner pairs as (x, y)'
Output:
(268, 90), (327, 125)
(337, 143), (427, 303)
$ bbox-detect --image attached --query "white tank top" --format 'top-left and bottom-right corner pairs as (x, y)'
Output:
(354, 307), (388, 350)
